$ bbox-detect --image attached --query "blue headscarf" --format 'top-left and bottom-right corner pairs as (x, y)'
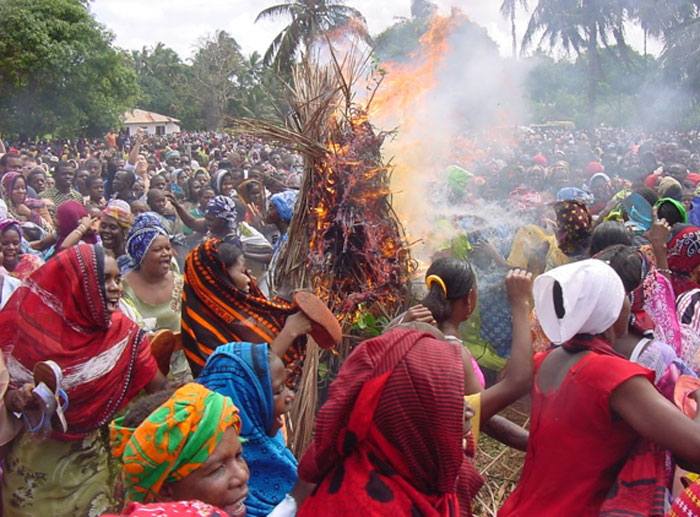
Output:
(269, 190), (298, 223)
(689, 196), (700, 228)
(211, 169), (233, 196)
(206, 195), (238, 234)
(124, 212), (169, 270)
(198, 343), (297, 517)
(556, 187), (593, 205)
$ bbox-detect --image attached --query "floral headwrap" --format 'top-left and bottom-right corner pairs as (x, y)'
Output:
(556, 187), (593, 205)
(125, 212), (169, 269)
(1, 172), (22, 201)
(110, 383), (241, 504)
(102, 199), (133, 229)
(206, 195), (238, 233)
(668, 225), (700, 295)
(0, 218), (22, 237)
(269, 190), (298, 223)
(554, 200), (592, 255)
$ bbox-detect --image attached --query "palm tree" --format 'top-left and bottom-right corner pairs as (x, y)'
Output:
(522, 0), (630, 124)
(500, 0), (529, 59)
(256, 0), (369, 71)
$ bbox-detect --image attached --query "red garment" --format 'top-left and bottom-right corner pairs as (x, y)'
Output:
(104, 500), (227, 516)
(499, 349), (654, 516)
(0, 244), (157, 440)
(585, 161), (604, 179)
(686, 173), (700, 188)
(298, 328), (482, 517)
(55, 200), (98, 251)
(668, 225), (700, 296)
(645, 173), (662, 188)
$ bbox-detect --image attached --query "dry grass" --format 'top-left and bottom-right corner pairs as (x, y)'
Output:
(473, 400), (530, 516)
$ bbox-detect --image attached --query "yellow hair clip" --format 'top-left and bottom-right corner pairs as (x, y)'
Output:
(426, 274), (447, 297)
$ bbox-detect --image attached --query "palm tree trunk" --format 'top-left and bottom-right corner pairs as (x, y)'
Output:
(587, 25), (599, 127)
(511, 8), (517, 59)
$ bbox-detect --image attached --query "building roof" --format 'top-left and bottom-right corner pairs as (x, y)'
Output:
(122, 109), (180, 125)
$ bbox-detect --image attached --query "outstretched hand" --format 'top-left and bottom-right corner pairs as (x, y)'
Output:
(644, 206), (672, 248)
(506, 268), (533, 308)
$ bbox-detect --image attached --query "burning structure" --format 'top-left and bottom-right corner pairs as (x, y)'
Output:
(229, 51), (414, 453)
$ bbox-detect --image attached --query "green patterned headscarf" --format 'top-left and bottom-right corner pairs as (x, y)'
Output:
(110, 383), (240, 504)
(446, 165), (472, 193)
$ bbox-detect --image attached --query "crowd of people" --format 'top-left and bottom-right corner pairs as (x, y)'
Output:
(2, 126), (700, 516)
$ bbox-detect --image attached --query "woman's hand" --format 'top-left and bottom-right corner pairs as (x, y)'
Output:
(505, 268), (533, 309)
(644, 206), (671, 249)
(284, 311), (313, 339)
(5, 385), (40, 413)
(403, 304), (437, 325)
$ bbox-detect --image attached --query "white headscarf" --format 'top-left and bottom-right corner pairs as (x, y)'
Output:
(534, 259), (625, 344)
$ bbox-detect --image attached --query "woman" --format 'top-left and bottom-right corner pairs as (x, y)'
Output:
(0, 243), (167, 516)
(52, 200), (98, 255)
(121, 213), (187, 379)
(667, 224), (700, 296)
(197, 308), (311, 516)
(265, 190), (298, 297)
(2, 172), (51, 231)
(100, 200), (132, 261)
(0, 219), (43, 281)
(211, 169), (236, 197)
(110, 383), (248, 516)
(182, 237), (310, 377)
(500, 259), (700, 516)
(553, 199), (592, 261)
(294, 270), (532, 516)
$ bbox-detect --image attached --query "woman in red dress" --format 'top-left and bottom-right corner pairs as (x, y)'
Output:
(500, 259), (700, 516)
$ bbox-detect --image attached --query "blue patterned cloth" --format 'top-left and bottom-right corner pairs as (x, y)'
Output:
(198, 343), (297, 517)
(269, 190), (298, 223)
(206, 195), (239, 234)
(556, 187), (594, 205)
(476, 266), (513, 359)
(124, 212), (169, 270)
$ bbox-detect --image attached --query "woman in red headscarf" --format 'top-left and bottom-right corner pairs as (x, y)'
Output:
(0, 244), (167, 516)
(667, 224), (700, 296)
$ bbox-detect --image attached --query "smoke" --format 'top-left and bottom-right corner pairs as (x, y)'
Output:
(366, 8), (536, 262)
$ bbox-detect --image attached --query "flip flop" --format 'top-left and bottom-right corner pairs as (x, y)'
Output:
(150, 330), (182, 375)
(32, 360), (69, 433)
(292, 292), (342, 349)
(674, 375), (700, 419)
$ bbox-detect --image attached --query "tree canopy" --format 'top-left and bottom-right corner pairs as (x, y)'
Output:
(0, 0), (138, 138)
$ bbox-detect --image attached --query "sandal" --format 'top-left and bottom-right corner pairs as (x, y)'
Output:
(22, 361), (69, 434)
(292, 292), (342, 349)
(150, 330), (182, 376)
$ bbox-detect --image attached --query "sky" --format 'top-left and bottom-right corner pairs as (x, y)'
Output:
(90, 0), (662, 62)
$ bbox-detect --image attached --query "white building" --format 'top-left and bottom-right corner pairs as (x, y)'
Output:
(122, 109), (180, 136)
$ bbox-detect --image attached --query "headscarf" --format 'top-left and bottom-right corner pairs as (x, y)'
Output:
(0, 218), (22, 238)
(181, 239), (303, 380)
(211, 169), (233, 195)
(104, 501), (227, 517)
(0, 244), (157, 440)
(55, 200), (98, 251)
(688, 196), (700, 227)
(110, 383), (240, 504)
(589, 172), (611, 188)
(164, 150), (180, 162)
(655, 197), (688, 223)
(102, 199), (133, 229)
(269, 190), (298, 223)
(534, 259), (625, 345)
(658, 176), (683, 199)
(199, 343), (298, 516)
(205, 195), (238, 233)
(125, 212), (169, 269)
(585, 161), (604, 179)
(1, 172), (23, 203)
(556, 187), (593, 204)
(554, 200), (592, 255)
(667, 225), (700, 295)
(297, 329), (483, 516)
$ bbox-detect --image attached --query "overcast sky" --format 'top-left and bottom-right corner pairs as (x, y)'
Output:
(90, 0), (662, 61)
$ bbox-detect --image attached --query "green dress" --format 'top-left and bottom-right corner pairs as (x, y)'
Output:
(2, 430), (116, 517)
(121, 274), (190, 381)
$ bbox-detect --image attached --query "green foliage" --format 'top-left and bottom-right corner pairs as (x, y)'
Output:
(256, 0), (370, 72)
(350, 305), (390, 338)
(0, 0), (138, 138)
